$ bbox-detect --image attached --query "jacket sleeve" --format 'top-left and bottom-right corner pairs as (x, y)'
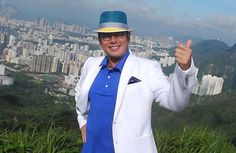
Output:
(75, 58), (91, 129)
(149, 58), (197, 111)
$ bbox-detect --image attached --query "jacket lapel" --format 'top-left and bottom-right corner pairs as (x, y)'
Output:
(78, 57), (103, 113)
(113, 54), (137, 121)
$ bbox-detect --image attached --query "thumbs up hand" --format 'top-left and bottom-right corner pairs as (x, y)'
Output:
(175, 40), (192, 70)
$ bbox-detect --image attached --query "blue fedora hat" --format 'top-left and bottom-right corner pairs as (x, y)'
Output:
(94, 11), (132, 33)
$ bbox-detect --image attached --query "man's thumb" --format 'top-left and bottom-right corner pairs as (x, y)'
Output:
(186, 39), (192, 48)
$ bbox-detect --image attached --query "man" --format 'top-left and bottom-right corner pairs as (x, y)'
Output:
(75, 10), (197, 153)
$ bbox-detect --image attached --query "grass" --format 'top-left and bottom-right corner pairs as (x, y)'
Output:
(0, 125), (82, 153)
(155, 126), (236, 153)
(0, 125), (235, 153)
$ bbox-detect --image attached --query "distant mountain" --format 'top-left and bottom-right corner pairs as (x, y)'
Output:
(192, 39), (229, 54)
(0, 4), (18, 18)
(173, 36), (204, 45)
(227, 43), (236, 52)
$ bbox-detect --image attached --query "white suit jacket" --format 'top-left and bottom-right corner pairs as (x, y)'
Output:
(75, 52), (197, 153)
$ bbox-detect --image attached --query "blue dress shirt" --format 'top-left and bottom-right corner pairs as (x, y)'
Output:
(82, 51), (130, 153)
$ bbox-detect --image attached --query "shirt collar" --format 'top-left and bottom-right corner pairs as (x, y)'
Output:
(100, 51), (130, 71)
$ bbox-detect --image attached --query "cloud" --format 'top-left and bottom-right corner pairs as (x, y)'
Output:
(6, 0), (236, 44)
(193, 15), (236, 34)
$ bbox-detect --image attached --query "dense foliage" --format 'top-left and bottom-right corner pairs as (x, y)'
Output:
(0, 67), (235, 152)
(0, 125), (235, 153)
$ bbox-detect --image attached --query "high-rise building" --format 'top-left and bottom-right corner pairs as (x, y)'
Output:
(84, 45), (89, 51)
(16, 46), (23, 56)
(76, 53), (88, 63)
(64, 51), (76, 62)
(212, 77), (224, 95)
(48, 35), (53, 45)
(50, 57), (59, 73)
(71, 43), (79, 51)
(38, 16), (47, 29)
(35, 55), (42, 72)
(8, 35), (15, 47)
(62, 61), (70, 74)
(0, 32), (6, 53)
(199, 75), (211, 96)
(198, 75), (224, 96)
(4, 48), (17, 62)
(45, 56), (52, 73)
(62, 61), (82, 76)
(22, 48), (29, 58)
(30, 55), (37, 72)
(192, 80), (200, 95)
(0, 65), (5, 75)
(69, 61), (82, 76)
(159, 56), (174, 67)
(30, 55), (54, 73)
(0, 32), (5, 44)
(40, 55), (47, 73)
(48, 45), (56, 56)
(0, 76), (14, 86)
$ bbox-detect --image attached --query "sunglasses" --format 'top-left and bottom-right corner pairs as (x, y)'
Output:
(99, 32), (128, 41)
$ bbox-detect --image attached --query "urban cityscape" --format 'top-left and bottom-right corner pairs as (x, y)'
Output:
(0, 1), (235, 152)
(0, 6), (224, 97)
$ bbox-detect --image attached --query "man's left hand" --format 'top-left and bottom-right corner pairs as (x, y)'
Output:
(175, 40), (192, 70)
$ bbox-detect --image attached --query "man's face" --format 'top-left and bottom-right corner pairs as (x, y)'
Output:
(99, 32), (130, 61)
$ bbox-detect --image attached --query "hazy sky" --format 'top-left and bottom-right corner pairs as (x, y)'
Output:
(5, 0), (236, 45)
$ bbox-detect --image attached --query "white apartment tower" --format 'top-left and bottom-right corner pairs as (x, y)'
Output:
(198, 75), (224, 96)
(0, 32), (5, 43)
(0, 65), (5, 75)
(8, 35), (15, 47)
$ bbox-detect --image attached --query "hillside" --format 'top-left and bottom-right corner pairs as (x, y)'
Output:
(152, 92), (236, 137)
(0, 71), (77, 130)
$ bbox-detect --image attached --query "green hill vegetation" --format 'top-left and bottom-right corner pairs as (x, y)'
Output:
(1, 125), (235, 153)
(0, 61), (236, 152)
(152, 93), (236, 137)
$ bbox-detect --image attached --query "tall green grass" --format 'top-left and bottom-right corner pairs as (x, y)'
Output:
(0, 125), (82, 153)
(0, 126), (235, 153)
(155, 126), (236, 153)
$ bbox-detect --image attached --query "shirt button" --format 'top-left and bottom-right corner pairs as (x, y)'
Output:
(105, 85), (108, 87)
(108, 76), (111, 79)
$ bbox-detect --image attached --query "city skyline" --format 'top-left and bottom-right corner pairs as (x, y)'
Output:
(4, 0), (236, 45)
